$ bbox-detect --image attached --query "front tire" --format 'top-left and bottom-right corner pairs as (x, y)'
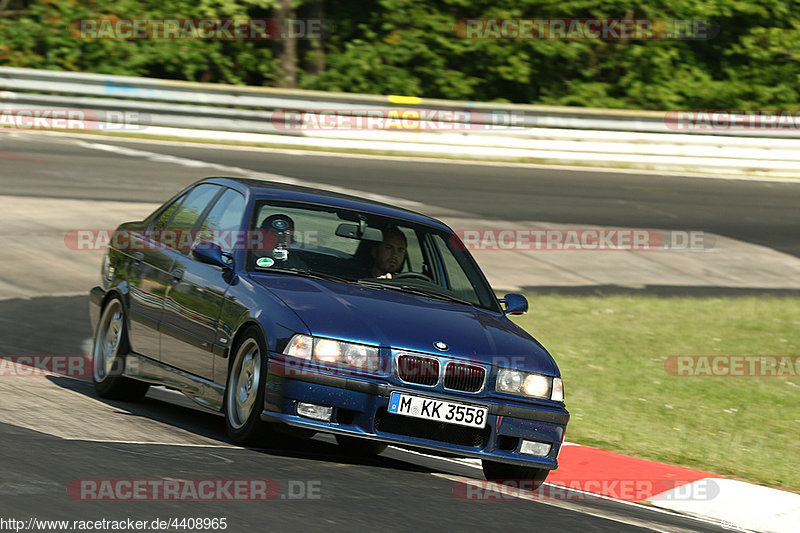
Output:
(481, 460), (549, 489)
(225, 327), (271, 446)
(92, 297), (149, 401)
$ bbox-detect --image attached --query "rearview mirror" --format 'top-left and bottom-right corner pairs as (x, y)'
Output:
(335, 222), (384, 242)
(500, 293), (528, 315)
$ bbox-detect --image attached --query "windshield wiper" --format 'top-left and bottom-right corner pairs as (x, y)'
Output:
(254, 267), (355, 284)
(397, 285), (473, 306)
(256, 269), (472, 306)
(357, 280), (473, 306)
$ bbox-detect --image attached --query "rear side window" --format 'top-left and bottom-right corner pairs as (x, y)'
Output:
(151, 194), (185, 234)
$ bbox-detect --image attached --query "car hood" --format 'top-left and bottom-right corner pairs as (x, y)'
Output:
(248, 273), (557, 375)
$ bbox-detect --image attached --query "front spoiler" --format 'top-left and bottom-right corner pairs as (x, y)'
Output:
(261, 363), (568, 470)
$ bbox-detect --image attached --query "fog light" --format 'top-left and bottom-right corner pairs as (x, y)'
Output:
(296, 402), (333, 421)
(520, 440), (551, 457)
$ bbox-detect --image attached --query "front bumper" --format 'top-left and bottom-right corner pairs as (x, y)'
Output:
(262, 356), (569, 469)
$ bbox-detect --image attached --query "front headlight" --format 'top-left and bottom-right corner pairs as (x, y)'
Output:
(284, 335), (380, 371)
(551, 377), (564, 402)
(313, 338), (342, 363)
(284, 334), (313, 359)
(496, 368), (564, 401)
(341, 342), (377, 369)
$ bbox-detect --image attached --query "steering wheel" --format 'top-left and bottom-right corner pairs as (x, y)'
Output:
(393, 272), (433, 282)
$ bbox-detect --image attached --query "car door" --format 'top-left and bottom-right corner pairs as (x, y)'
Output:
(125, 195), (184, 361)
(160, 186), (246, 379)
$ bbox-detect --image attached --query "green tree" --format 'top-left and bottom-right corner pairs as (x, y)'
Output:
(1, 0), (799, 110)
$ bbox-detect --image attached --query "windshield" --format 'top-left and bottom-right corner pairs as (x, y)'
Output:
(247, 200), (500, 311)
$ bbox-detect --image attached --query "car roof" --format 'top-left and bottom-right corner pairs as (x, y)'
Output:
(200, 176), (452, 231)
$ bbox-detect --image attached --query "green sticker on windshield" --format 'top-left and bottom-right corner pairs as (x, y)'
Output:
(256, 257), (275, 268)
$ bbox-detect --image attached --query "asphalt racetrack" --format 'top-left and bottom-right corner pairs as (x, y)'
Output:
(3, 131), (797, 532)
(2, 133), (798, 258)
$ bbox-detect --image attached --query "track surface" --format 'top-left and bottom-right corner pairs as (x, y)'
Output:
(2, 131), (791, 532)
(0, 296), (729, 533)
(2, 133), (798, 257)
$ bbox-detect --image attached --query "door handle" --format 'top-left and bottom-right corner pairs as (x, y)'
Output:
(172, 269), (184, 282)
(133, 251), (144, 264)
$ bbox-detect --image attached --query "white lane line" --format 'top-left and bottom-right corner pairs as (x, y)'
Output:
(650, 479), (798, 533)
(398, 446), (665, 511)
(387, 446), (482, 468)
(434, 473), (715, 533)
(388, 444), (579, 468)
(397, 447), (732, 531)
(77, 141), (294, 176)
(62, 437), (242, 448)
(76, 141), (426, 209)
(32, 130), (800, 184)
(0, 291), (87, 302)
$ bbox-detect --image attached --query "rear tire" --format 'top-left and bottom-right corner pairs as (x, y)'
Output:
(481, 460), (549, 489)
(225, 327), (271, 446)
(92, 297), (150, 401)
(335, 435), (388, 456)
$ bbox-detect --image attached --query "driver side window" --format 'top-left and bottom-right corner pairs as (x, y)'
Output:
(431, 234), (480, 303)
(399, 227), (422, 272)
(154, 184), (221, 251)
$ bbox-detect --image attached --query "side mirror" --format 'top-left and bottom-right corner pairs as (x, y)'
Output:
(192, 241), (231, 269)
(500, 293), (528, 315)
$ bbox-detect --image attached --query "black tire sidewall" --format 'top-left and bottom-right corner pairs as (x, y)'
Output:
(92, 297), (149, 401)
(93, 298), (128, 394)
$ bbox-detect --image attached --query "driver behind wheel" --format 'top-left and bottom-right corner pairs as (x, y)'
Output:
(369, 226), (407, 278)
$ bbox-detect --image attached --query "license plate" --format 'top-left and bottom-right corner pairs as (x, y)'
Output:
(388, 392), (488, 429)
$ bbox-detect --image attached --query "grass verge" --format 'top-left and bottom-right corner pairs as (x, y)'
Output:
(510, 294), (800, 493)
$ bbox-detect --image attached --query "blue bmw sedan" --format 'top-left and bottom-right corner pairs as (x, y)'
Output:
(89, 177), (568, 484)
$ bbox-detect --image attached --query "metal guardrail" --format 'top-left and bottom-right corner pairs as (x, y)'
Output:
(0, 66), (665, 129)
(1, 66), (799, 177)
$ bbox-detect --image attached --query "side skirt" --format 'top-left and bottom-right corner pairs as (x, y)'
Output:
(123, 352), (225, 412)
